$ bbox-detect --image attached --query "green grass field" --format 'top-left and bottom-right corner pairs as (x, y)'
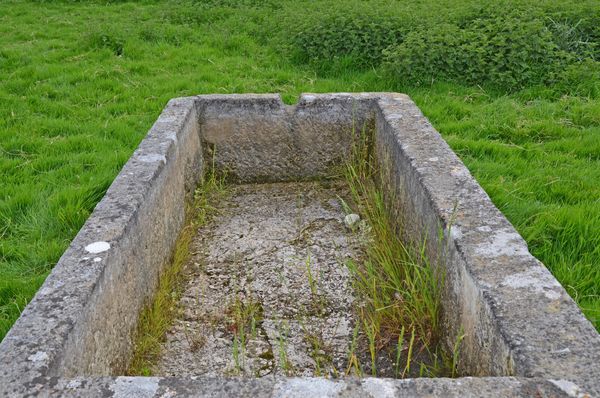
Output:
(1, 0), (599, 341)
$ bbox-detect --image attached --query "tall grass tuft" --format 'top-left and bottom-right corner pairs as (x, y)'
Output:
(343, 124), (451, 377)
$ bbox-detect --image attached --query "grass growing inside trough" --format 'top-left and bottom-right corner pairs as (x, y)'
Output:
(342, 126), (459, 378)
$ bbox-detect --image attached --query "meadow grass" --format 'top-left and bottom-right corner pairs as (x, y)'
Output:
(1, 0), (599, 342)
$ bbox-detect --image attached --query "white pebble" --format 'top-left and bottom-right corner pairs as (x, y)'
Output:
(344, 214), (361, 229)
(85, 241), (110, 254)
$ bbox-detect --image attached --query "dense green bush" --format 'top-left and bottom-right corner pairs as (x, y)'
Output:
(444, 2), (599, 61)
(383, 17), (571, 91)
(289, 10), (406, 70)
(280, 1), (598, 92)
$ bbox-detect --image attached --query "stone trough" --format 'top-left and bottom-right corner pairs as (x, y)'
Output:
(1, 93), (599, 397)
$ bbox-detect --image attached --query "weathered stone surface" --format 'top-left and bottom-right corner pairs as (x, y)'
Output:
(0, 93), (598, 397)
(156, 182), (362, 377)
(195, 93), (375, 182)
(344, 214), (361, 230)
(372, 95), (600, 392)
(3, 376), (572, 397)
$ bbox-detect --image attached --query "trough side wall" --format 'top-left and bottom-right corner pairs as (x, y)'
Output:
(195, 93), (376, 182)
(373, 95), (600, 395)
(6, 375), (571, 397)
(0, 97), (203, 395)
(59, 98), (204, 375)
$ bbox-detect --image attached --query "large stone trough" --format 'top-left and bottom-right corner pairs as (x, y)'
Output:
(0, 93), (599, 397)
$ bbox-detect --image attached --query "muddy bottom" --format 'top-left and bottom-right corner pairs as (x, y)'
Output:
(155, 181), (371, 377)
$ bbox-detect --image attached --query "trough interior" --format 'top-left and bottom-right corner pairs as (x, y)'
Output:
(93, 94), (474, 378)
(186, 95), (471, 378)
(51, 95), (511, 376)
(165, 96), (447, 378)
(64, 94), (471, 378)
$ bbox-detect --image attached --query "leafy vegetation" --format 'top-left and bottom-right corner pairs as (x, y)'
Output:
(384, 18), (572, 90)
(287, 7), (406, 71)
(1, 0), (599, 344)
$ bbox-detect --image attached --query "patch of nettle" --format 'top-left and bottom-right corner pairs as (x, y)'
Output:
(281, 0), (599, 94)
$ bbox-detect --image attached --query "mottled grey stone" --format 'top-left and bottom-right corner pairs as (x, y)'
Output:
(155, 182), (362, 377)
(0, 93), (598, 397)
(344, 214), (361, 229)
(195, 93), (375, 182)
(1, 376), (571, 397)
(0, 96), (204, 395)
(372, 95), (600, 393)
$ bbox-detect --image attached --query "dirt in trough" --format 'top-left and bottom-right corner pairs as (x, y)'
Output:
(154, 180), (414, 378)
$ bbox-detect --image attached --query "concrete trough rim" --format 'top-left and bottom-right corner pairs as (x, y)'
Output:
(10, 375), (579, 397)
(0, 93), (598, 397)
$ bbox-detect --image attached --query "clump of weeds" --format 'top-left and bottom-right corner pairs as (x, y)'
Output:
(276, 320), (294, 376)
(343, 123), (463, 378)
(227, 295), (264, 373)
